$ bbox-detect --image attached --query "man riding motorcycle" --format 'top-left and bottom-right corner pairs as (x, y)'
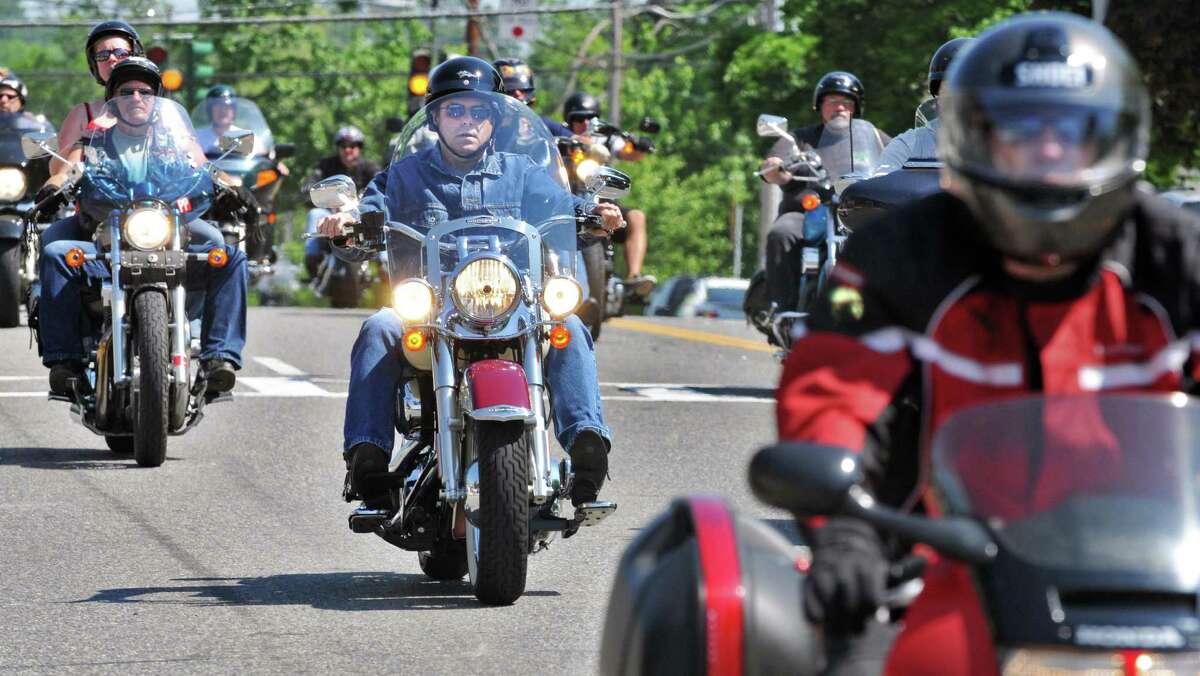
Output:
(562, 91), (656, 296)
(0, 76), (27, 114)
(776, 13), (1197, 672)
(873, 37), (974, 175)
(38, 58), (249, 396)
(493, 57), (572, 138)
(303, 125), (380, 279)
(759, 71), (891, 314)
(315, 57), (625, 510)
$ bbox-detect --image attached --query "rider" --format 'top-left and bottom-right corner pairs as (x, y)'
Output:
(562, 91), (656, 295)
(759, 71), (891, 315)
(492, 57), (572, 138)
(873, 37), (974, 175)
(316, 56), (624, 510)
(0, 76), (26, 113)
(776, 13), (1191, 670)
(38, 58), (249, 396)
(303, 125), (381, 279)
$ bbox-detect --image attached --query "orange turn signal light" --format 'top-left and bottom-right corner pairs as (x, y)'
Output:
(207, 248), (228, 268)
(549, 325), (571, 349)
(571, 149), (585, 164)
(254, 169), (279, 189)
(801, 192), (821, 211)
(64, 247), (86, 268)
(622, 141), (635, 155)
(403, 329), (426, 352)
(266, 211), (277, 225)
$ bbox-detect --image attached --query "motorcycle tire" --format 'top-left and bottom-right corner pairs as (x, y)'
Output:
(0, 240), (20, 328)
(418, 537), (468, 581)
(466, 420), (529, 606)
(104, 435), (134, 454)
(132, 291), (169, 468)
(581, 240), (606, 340)
(328, 273), (361, 309)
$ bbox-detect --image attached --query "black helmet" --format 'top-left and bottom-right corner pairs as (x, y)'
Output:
(0, 77), (26, 104)
(104, 57), (162, 101)
(206, 84), (236, 103)
(333, 125), (365, 147)
(812, 71), (864, 117)
(938, 11), (1150, 266)
(563, 92), (601, 123)
(928, 37), (973, 97)
(493, 57), (536, 104)
(86, 20), (144, 85)
(424, 56), (504, 107)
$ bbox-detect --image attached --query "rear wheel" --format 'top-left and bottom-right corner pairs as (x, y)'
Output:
(466, 421), (529, 605)
(132, 292), (169, 468)
(328, 271), (361, 308)
(580, 240), (606, 340)
(104, 435), (134, 454)
(0, 240), (20, 328)
(418, 537), (468, 580)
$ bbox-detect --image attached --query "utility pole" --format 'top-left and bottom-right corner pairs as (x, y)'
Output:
(466, 0), (481, 56)
(608, 0), (622, 126)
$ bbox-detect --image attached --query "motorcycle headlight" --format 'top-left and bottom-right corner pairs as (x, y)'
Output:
(391, 278), (435, 323)
(452, 256), (520, 323)
(123, 207), (172, 251)
(0, 167), (25, 201)
(575, 159), (600, 182)
(542, 276), (582, 318)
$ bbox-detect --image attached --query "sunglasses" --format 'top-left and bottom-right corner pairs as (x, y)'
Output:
(118, 87), (156, 98)
(92, 47), (133, 62)
(444, 103), (492, 122)
(337, 142), (363, 149)
(992, 113), (1095, 146)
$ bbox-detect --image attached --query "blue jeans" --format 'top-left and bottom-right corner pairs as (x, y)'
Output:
(343, 310), (610, 457)
(39, 218), (246, 367)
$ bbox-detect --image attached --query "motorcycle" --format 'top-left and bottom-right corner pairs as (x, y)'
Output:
(558, 116), (658, 340)
(308, 98), (628, 605)
(603, 392), (1200, 674)
(189, 96), (293, 281)
(0, 111), (52, 327)
(21, 95), (252, 466)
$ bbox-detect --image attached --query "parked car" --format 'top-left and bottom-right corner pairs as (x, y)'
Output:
(646, 276), (749, 319)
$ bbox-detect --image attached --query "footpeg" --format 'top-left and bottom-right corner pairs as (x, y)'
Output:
(573, 500), (617, 527)
(348, 504), (391, 533)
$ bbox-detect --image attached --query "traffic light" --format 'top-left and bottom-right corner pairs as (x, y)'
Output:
(190, 40), (215, 79)
(407, 49), (431, 116)
(146, 45), (168, 66)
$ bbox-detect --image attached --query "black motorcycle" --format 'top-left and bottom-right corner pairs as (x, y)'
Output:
(0, 112), (52, 327)
(559, 116), (657, 340)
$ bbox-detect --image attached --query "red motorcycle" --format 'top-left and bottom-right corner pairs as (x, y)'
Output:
(602, 393), (1200, 674)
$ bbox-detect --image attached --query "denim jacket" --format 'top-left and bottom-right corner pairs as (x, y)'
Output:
(333, 143), (577, 263)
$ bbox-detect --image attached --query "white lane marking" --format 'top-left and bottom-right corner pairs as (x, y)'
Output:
(611, 385), (773, 403)
(0, 376), (42, 381)
(252, 356), (308, 376)
(601, 395), (772, 404)
(238, 377), (333, 397)
(0, 392), (48, 397)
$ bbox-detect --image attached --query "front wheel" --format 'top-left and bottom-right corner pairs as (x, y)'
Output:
(580, 240), (606, 340)
(465, 421), (529, 605)
(0, 240), (20, 328)
(418, 537), (468, 581)
(132, 291), (169, 467)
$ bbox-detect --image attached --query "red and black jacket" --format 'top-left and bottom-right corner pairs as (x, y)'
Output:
(777, 188), (1200, 511)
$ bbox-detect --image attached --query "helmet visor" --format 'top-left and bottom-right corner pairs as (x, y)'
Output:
(944, 97), (1146, 192)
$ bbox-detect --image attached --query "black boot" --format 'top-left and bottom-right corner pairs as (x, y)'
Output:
(348, 443), (391, 510)
(202, 359), (237, 394)
(48, 360), (88, 396)
(568, 430), (609, 507)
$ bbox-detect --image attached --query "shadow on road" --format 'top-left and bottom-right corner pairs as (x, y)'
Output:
(77, 571), (559, 611)
(0, 447), (179, 470)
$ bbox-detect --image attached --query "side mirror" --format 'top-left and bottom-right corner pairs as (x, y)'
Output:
(309, 174), (359, 212)
(274, 143), (296, 160)
(587, 166), (631, 200)
(749, 443), (862, 516)
(756, 114), (790, 139)
(21, 131), (57, 160)
(385, 116), (407, 133)
(638, 116), (661, 134)
(219, 129), (255, 157)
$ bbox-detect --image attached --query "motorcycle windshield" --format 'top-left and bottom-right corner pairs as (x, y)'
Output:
(189, 97), (275, 172)
(932, 394), (1200, 582)
(914, 97), (938, 128)
(816, 118), (885, 179)
(381, 90), (575, 285)
(0, 112), (52, 165)
(79, 96), (213, 223)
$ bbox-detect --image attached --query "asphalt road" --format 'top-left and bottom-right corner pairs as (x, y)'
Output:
(0, 308), (791, 674)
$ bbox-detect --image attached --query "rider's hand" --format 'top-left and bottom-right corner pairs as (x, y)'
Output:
(760, 156), (792, 185)
(593, 203), (625, 238)
(802, 517), (888, 635)
(317, 212), (356, 239)
(32, 183), (65, 220)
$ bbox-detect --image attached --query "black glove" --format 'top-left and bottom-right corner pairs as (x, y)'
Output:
(32, 184), (66, 220)
(802, 517), (888, 635)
